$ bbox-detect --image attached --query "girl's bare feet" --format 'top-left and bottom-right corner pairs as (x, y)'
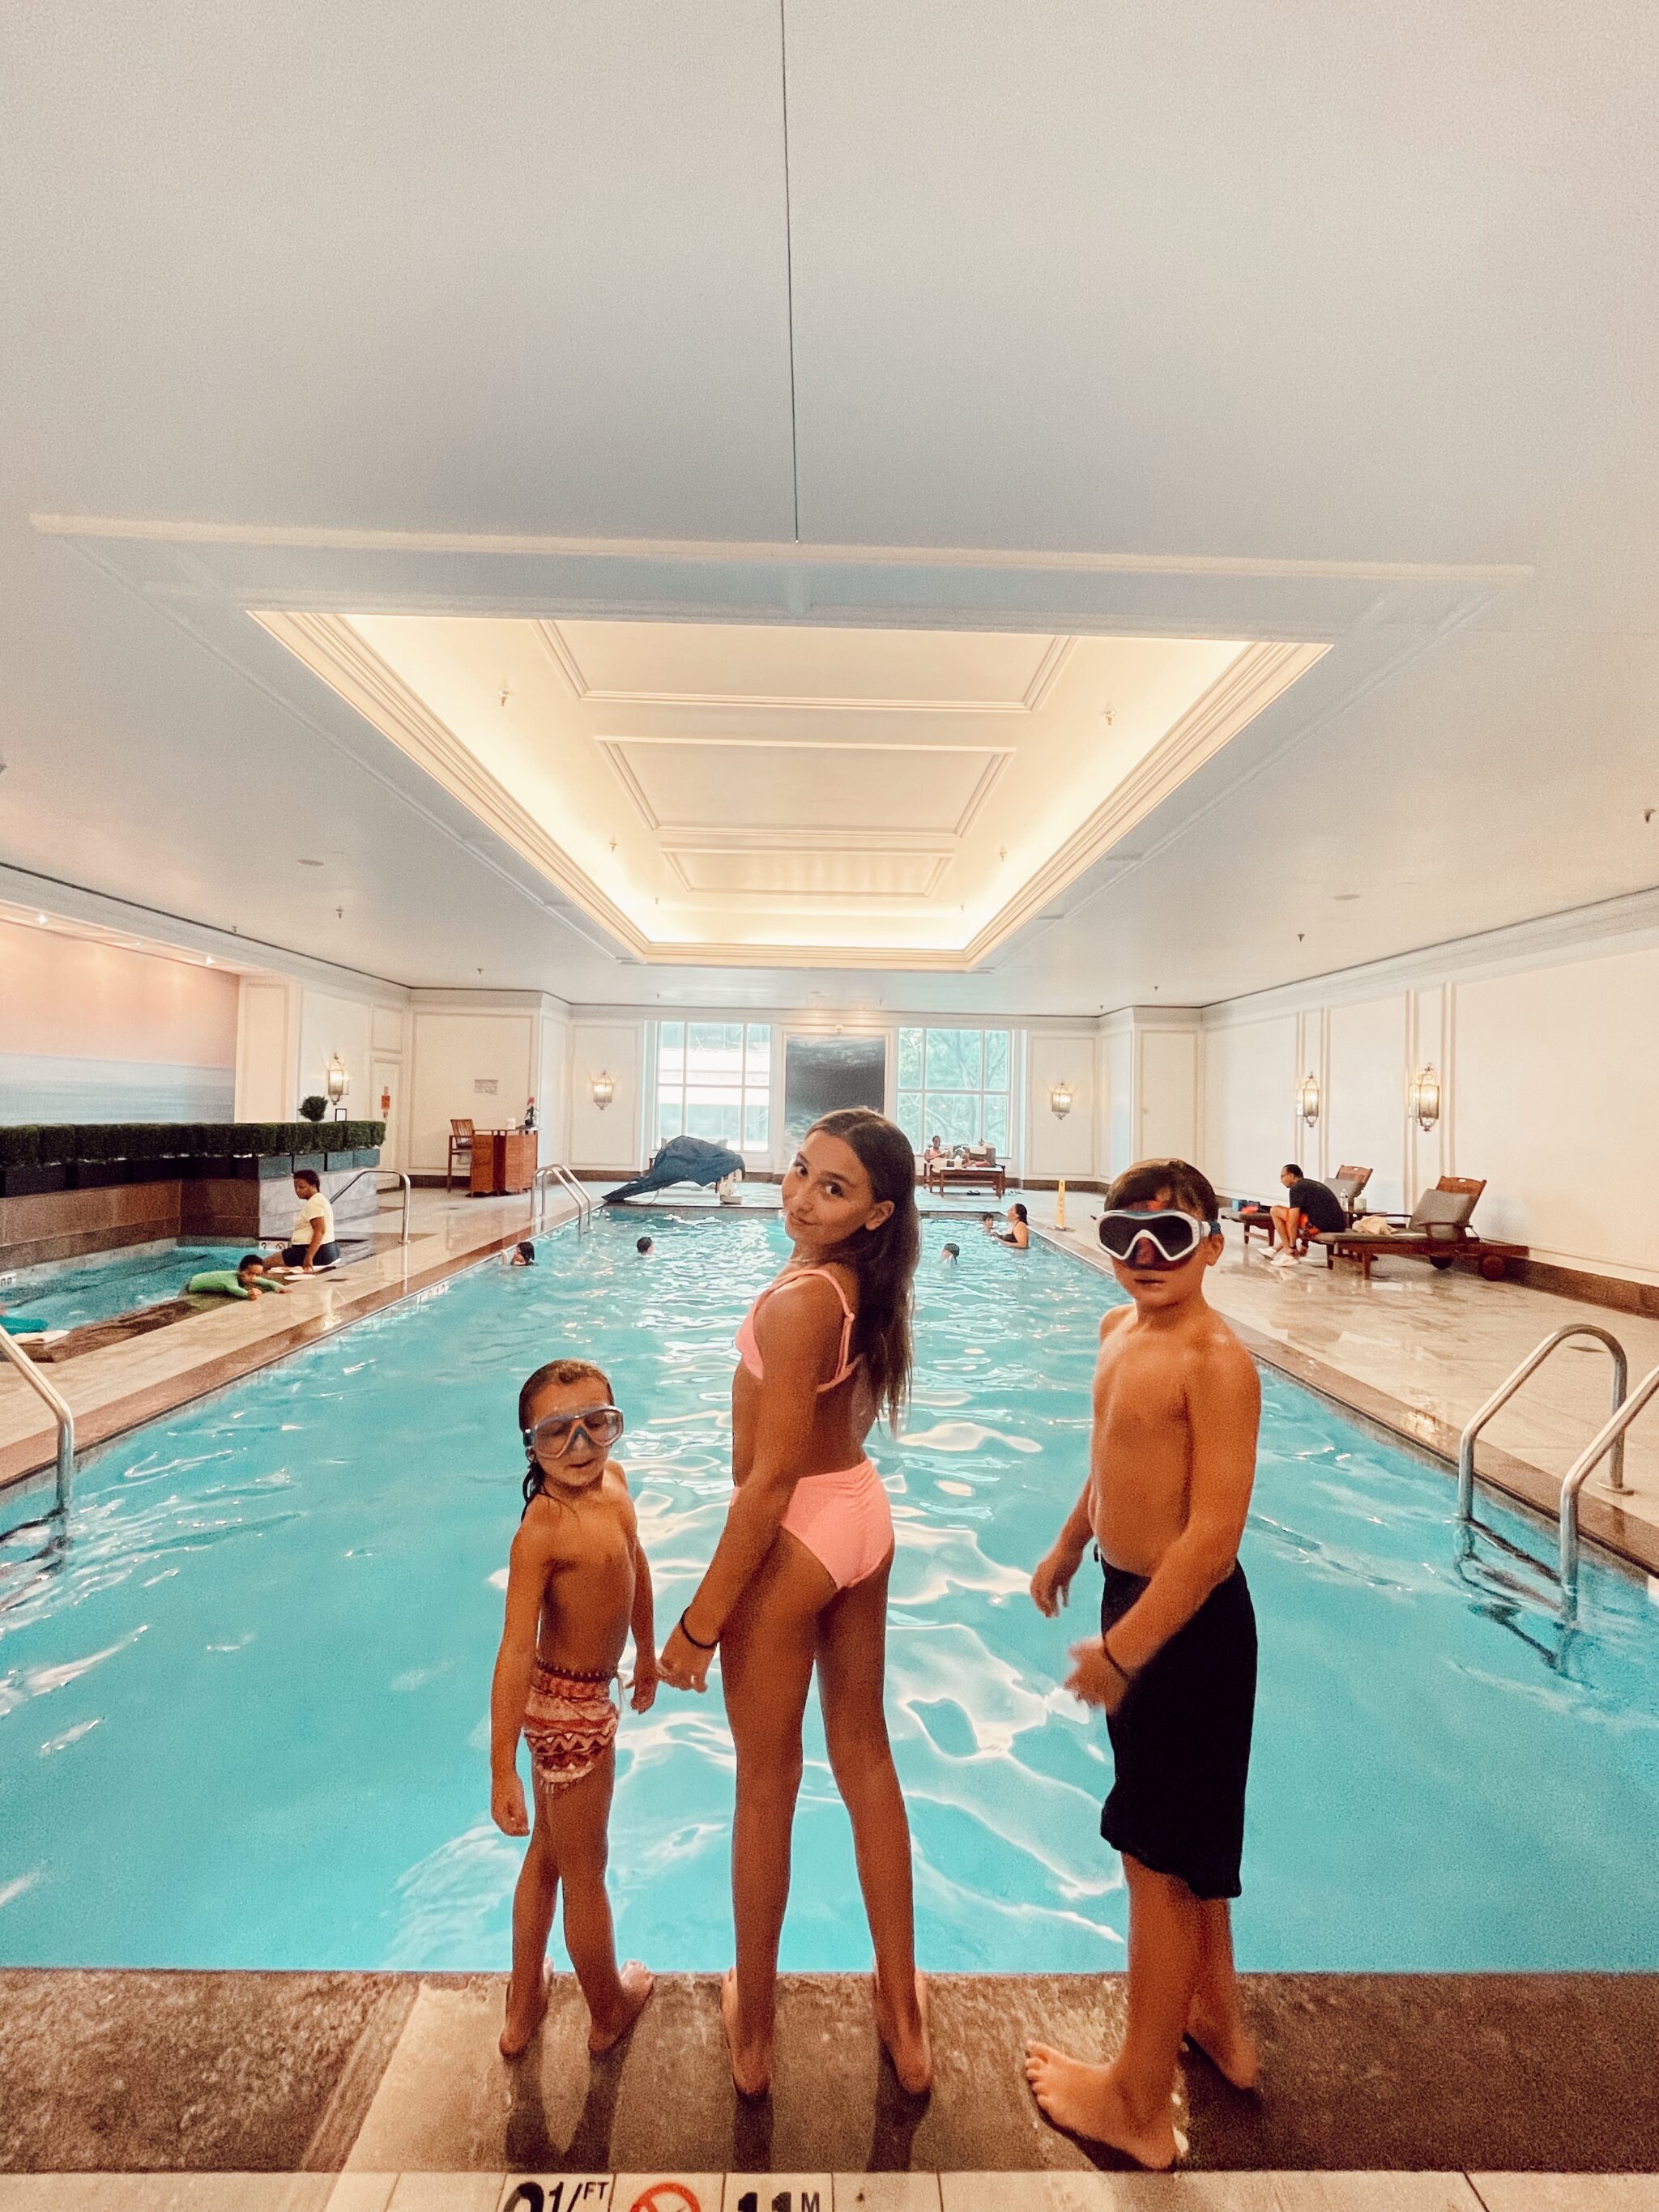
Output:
(1023, 2043), (1188, 2171)
(720, 1967), (771, 2096)
(1184, 2003), (1260, 2091)
(587, 1960), (655, 2054)
(500, 1965), (551, 2058)
(873, 1969), (932, 2095)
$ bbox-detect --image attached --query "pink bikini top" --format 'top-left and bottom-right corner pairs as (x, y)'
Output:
(736, 1267), (860, 1393)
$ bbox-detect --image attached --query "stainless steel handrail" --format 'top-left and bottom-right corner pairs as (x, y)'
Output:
(1560, 1362), (1659, 1601)
(531, 1162), (596, 1233)
(555, 1163), (595, 1226)
(0, 1325), (75, 1515)
(1456, 1325), (1628, 1521)
(531, 1164), (562, 1234)
(331, 1166), (412, 1244)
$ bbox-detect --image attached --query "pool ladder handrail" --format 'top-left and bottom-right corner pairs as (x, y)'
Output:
(534, 1163), (595, 1234)
(1456, 1324), (1629, 1524)
(0, 1322), (75, 1515)
(330, 1166), (412, 1245)
(1559, 1362), (1659, 1602)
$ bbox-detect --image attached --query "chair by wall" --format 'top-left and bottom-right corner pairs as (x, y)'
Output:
(446, 1118), (474, 1191)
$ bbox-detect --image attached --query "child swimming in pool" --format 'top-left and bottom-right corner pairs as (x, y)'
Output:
(1025, 1157), (1261, 2170)
(489, 1357), (659, 2059)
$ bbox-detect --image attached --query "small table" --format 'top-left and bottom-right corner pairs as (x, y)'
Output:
(923, 1161), (1006, 1198)
(470, 1129), (538, 1196)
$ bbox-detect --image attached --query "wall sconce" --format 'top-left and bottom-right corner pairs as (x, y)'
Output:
(326, 1055), (349, 1119)
(591, 1071), (615, 1111)
(1408, 1064), (1442, 1132)
(1297, 1072), (1320, 1127)
(1049, 1081), (1073, 1121)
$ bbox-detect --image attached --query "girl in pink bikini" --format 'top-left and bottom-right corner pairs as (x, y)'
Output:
(658, 1108), (931, 2098)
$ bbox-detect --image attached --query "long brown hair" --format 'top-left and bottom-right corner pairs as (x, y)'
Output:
(810, 1107), (919, 1431)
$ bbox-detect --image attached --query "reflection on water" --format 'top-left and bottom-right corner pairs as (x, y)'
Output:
(2, 1212), (1658, 1972)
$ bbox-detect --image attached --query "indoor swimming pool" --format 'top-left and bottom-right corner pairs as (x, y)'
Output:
(2, 1212), (1656, 1975)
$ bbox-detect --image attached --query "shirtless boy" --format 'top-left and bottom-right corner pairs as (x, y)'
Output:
(1026, 1158), (1261, 2169)
(490, 1357), (659, 2059)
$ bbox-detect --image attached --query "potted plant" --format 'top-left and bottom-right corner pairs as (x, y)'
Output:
(298, 1096), (328, 1124)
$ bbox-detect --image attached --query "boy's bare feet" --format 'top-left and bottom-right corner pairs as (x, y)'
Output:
(720, 1967), (771, 2097)
(499, 1965), (551, 2058)
(1184, 2003), (1260, 2091)
(587, 1960), (655, 2054)
(873, 1969), (933, 2095)
(1024, 2044), (1188, 2171)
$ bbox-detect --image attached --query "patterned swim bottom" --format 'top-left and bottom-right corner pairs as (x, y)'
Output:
(522, 1662), (620, 1795)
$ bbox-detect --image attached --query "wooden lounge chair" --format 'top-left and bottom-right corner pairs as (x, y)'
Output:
(446, 1118), (474, 1191)
(1238, 1166), (1371, 1253)
(1328, 1165), (1372, 1221)
(1317, 1176), (1526, 1281)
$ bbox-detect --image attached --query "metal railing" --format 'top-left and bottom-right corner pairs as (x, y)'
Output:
(533, 1163), (595, 1234)
(1560, 1363), (1659, 1603)
(0, 1324), (75, 1515)
(331, 1167), (412, 1244)
(1456, 1325), (1628, 1522)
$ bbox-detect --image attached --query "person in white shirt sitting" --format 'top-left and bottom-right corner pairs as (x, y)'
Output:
(275, 1170), (339, 1273)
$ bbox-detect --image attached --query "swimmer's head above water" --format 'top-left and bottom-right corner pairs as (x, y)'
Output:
(941, 1242), (961, 1262)
(636, 1234), (653, 1255)
(518, 1356), (623, 1504)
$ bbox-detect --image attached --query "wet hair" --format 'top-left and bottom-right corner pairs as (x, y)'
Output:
(808, 1107), (920, 1431)
(293, 1169), (321, 1192)
(514, 1241), (535, 1264)
(1282, 1163), (1303, 1179)
(517, 1357), (616, 1508)
(1106, 1157), (1221, 1223)
(1010, 1203), (1029, 1224)
(237, 1252), (265, 1273)
(636, 1235), (653, 1254)
(941, 1241), (960, 1260)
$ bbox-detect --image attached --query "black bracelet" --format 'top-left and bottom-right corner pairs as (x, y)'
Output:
(1101, 1638), (1136, 1686)
(678, 1607), (719, 1652)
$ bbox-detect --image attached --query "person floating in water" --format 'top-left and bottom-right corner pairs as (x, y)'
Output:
(1026, 1158), (1261, 2170)
(186, 1253), (287, 1299)
(940, 1241), (960, 1263)
(636, 1235), (654, 1255)
(605, 1134), (744, 1204)
(489, 1357), (659, 2061)
(508, 1242), (535, 1267)
(985, 1202), (1030, 1249)
(658, 1109), (932, 2099)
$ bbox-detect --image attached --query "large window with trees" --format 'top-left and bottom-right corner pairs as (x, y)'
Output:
(655, 1022), (771, 1154)
(894, 1026), (1013, 1155)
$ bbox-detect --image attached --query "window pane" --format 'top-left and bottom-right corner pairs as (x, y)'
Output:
(927, 1028), (982, 1089)
(658, 1021), (684, 1081)
(657, 1101), (684, 1144)
(686, 1097), (741, 1143)
(928, 1093), (980, 1146)
(984, 1094), (1009, 1151)
(895, 1090), (922, 1147)
(744, 1023), (771, 1080)
(984, 1029), (1009, 1092)
(744, 1101), (769, 1149)
(687, 1023), (742, 1083)
(898, 1027), (923, 1089)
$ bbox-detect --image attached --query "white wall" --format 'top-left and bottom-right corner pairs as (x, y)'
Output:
(569, 1020), (645, 1171)
(1026, 1029), (1096, 1180)
(1201, 907), (1659, 1281)
(235, 979), (299, 1121)
(408, 1001), (539, 1176)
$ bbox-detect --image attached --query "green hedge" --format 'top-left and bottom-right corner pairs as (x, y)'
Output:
(0, 1120), (385, 1170)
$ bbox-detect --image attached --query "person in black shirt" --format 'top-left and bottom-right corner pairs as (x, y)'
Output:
(1269, 1164), (1346, 1266)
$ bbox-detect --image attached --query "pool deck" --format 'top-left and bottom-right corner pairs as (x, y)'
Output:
(2, 1965), (1657, 2192)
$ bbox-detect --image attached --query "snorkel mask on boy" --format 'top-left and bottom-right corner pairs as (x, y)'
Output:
(1097, 1208), (1221, 1269)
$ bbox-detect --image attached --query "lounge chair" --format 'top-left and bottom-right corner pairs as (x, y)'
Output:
(1328, 1165), (1372, 1221)
(1238, 1166), (1371, 1253)
(1316, 1176), (1527, 1281)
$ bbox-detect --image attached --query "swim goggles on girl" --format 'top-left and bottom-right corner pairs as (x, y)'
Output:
(1097, 1209), (1220, 1265)
(522, 1404), (625, 1458)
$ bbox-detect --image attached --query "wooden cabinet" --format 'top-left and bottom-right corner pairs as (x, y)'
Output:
(469, 1130), (538, 1196)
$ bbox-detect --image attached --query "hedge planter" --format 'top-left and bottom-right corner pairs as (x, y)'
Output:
(1, 1164), (66, 1200)
(68, 1159), (131, 1189)
(290, 1153), (326, 1179)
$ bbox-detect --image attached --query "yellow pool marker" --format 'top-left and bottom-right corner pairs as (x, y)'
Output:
(1055, 1178), (1067, 1230)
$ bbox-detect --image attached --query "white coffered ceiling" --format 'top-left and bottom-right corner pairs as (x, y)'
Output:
(0, 3), (1653, 1012)
(253, 610), (1319, 964)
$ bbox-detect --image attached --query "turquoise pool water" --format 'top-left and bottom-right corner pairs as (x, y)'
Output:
(1, 1243), (241, 1332)
(2, 1212), (1657, 1972)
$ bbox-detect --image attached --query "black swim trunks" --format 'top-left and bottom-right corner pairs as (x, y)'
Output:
(1099, 1559), (1257, 1900)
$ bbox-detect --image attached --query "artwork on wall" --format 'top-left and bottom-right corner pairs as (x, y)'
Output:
(783, 1034), (886, 1153)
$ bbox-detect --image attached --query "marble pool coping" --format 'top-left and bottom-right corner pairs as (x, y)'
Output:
(2, 1968), (1657, 2178)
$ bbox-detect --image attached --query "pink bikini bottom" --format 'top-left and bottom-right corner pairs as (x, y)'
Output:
(780, 1458), (894, 1590)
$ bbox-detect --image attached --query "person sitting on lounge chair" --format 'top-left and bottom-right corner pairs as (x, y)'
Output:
(1269, 1164), (1347, 1268)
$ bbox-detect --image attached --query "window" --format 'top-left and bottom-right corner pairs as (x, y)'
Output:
(655, 1021), (771, 1153)
(895, 1026), (1012, 1154)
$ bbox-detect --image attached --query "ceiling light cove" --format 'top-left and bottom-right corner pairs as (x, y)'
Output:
(254, 612), (1324, 970)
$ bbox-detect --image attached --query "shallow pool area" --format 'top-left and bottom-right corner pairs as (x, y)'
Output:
(2, 1211), (1657, 1975)
(0, 1242), (245, 1333)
